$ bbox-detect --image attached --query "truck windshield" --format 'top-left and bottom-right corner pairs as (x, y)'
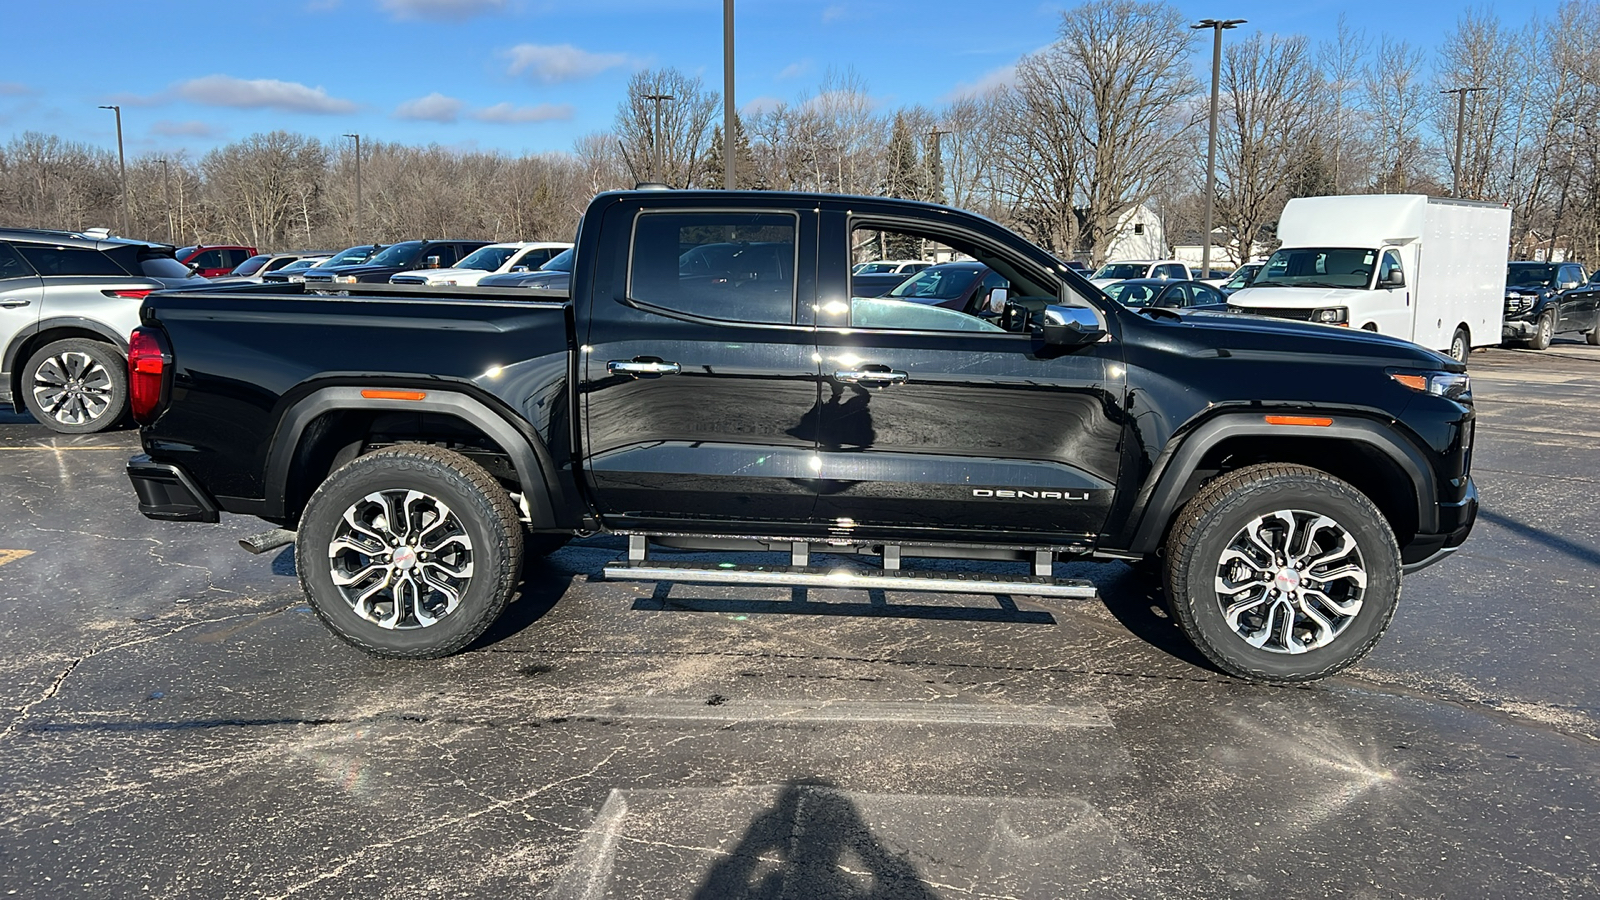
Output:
(1251, 247), (1376, 289)
(541, 248), (574, 272)
(457, 246), (519, 271)
(326, 244), (384, 266)
(1506, 264), (1557, 288)
(367, 241), (424, 268)
(1093, 263), (1148, 280)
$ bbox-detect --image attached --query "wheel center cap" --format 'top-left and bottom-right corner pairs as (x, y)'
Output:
(391, 546), (418, 570)
(1274, 567), (1302, 592)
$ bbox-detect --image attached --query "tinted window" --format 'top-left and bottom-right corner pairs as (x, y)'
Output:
(543, 248), (574, 272)
(234, 255), (271, 276)
(1192, 284), (1225, 306)
(629, 212), (796, 324)
(225, 249), (251, 268)
(139, 255), (196, 279)
(1157, 264), (1187, 280)
(368, 242), (424, 268)
(263, 256), (296, 272)
(0, 243), (36, 280)
(191, 250), (223, 269)
(1560, 265), (1582, 287)
(14, 244), (126, 276)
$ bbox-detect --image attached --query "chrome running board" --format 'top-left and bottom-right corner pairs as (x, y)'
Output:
(601, 559), (1098, 599)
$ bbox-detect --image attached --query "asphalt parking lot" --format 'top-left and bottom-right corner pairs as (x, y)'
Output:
(2, 339), (1598, 899)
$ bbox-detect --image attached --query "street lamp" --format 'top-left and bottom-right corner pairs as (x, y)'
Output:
(1192, 18), (1245, 276)
(1441, 86), (1485, 198)
(343, 134), (362, 236)
(642, 94), (674, 183)
(724, 0), (736, 190)
(97, 105), (129, 236)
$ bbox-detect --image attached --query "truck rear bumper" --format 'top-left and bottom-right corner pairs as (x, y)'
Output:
(1402, 479), (1477, 574)
(127, 455), (220, 523)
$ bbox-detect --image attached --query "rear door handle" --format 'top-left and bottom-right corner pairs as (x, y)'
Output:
(0, 299), (31, 308)
(608, 358), (681, 377)
(834, 368), (908, 385)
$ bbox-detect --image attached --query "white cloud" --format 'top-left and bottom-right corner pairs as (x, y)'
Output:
(776, 60), (812, 81)
(942, 64), (1018, 101)
(174, 75), (358, 114)
(395, 92), (465, 122)
(379, 0), (505, 19)
(741, 96), (784, 117)
(471, 102), (573, 123)
(151, 120), (221, 138)
(504, 43), (635, 84)
(821, 4), (847, 23)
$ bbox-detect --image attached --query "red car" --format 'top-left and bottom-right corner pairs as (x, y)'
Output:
(175, 245), (257, 278)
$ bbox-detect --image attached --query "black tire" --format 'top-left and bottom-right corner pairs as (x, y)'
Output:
(296, 444), (524, 658)
(1527, 312), (1554, 351)
(1448, 327), (1470, 363)
(1162, 463), (1401, 683)
(21, 338), (128, 434)
(1587, 323), (1599, 346)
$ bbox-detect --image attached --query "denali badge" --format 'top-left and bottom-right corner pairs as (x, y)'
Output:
(972, 489), (1090, 501)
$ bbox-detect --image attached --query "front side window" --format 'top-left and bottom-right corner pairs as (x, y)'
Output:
(1378, 250), (1403, 286)
(846, 222), (1052, 333)
(15, 244), (126, 276)
(629, 211), (796, 324)
(191, 250), (224, 270)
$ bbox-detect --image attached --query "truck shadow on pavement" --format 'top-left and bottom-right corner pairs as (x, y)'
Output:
(1477, 508), (1600, 567)
(631, 582), (1058, 625)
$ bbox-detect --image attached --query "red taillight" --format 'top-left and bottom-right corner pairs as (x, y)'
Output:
(105, 289), (156, 300)
(128, 327), (170, 425)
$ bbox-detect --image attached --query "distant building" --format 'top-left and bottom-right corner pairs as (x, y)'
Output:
(1171, 228), (1244, 270)
(1072, 204), (1168, 263)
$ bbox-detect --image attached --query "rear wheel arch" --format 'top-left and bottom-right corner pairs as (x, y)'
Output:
(1122, 415), (1431, 556)
(267, 386), (564, 530)
(6, 322), (127, 407)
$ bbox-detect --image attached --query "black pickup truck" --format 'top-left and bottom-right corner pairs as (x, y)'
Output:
(125, 190), (1477, 683)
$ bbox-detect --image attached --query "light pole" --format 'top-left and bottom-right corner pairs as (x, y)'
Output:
(723, 0), (736, 190)
(342, 134), (362, 236)
(1441, 86), (1485, 197)
(97, 105), (129, 236)
(1191, 18), (1244, 276)
(642, 94), (674, 183)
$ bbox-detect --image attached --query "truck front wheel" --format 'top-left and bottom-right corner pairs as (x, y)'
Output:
(296, 444), (524, 658)
(1162, 464), (1401, 683)
(1527, 312), (1554, 351)
(1448, 327), (1471, 362)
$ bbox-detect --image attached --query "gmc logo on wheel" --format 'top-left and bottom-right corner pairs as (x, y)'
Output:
(972, 489), (1090, 501)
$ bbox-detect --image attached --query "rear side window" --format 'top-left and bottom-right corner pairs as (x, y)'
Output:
(14, 244), (126, 276)
(629, 211), (797, 324)
(0, 243), (36, 281)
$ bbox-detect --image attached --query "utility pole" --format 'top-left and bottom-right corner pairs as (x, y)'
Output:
(1191, 18), (1244, 277)
(343, 134), (362, 236)
(97, 105), (129, 236)
(1441, 86), (1485, 197)
(642, 94), (674, 183)
(160, 158), (173, 244)
(926, 127), (950, 199)
(723, 0), (736, 190)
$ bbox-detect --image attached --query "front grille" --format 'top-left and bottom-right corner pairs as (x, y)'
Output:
(1236, 307), (1317, 321)
(390, 276), (427, 285)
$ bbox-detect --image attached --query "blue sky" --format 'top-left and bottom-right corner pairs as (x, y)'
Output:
(0, 0), (1560, 160)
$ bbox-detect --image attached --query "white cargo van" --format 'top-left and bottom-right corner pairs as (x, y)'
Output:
(1228, 195), (1510, 361)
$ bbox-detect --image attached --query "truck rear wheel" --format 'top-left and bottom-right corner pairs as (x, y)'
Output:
(296, 444), (524, 658)
(1162, 463), (1401, 683)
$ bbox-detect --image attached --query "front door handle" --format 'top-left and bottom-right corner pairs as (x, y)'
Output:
(0, 299), (31, 308)
(834, 368), (908, 385)
(608, 358), (681, 377)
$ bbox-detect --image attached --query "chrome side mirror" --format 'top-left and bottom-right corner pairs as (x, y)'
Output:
(1039, 305), (1107, 346)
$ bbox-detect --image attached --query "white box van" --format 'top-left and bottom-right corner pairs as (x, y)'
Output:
(1228, 195), (1510, 361)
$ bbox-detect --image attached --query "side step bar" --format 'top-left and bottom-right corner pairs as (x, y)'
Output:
(602, 555), (1097, 600)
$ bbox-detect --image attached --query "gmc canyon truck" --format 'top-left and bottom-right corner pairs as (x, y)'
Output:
(125, 190), (1478, 684)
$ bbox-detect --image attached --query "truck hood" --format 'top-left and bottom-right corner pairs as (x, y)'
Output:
(390, 267), (487, 284)
(1147, 308), (1455, 368)
(1228, 285), (1369, 308)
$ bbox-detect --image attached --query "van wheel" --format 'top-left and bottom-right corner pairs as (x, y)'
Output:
(296, 444), (524, 658)
(21, 339), (128, 434)
(1163, 464), (1401, 683)
(1527, 312), (1554, 351)
(1448, 327), (1470, 362)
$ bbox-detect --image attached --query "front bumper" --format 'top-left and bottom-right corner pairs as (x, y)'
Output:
(1502, 314), (1538, 340)
(1401, 478), (1478, 573)
(127, 455), (220, 523)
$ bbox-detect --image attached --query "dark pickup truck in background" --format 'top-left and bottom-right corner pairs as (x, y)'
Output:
(125, 190), (1478, 683)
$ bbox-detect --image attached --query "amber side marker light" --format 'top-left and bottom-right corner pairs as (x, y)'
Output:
(360, 389), (427, 401)
(1389, 374), (1428, 391)
(1264, 415), (1333, 427)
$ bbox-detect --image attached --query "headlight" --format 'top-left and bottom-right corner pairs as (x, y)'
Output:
(1311, 307), (1348, 325)
(1504, 294), (1534, 312)
(288, 275), (306, 283)
(1391, 371), (1470, 400)
(334, 275), (359, 284)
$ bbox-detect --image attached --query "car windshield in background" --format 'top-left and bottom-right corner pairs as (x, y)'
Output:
(139, 254), (199, 279)
(281, 258), (323, 271)
(542, 248), (574, 272)
(886, 266), (979, 301)
(326, 245), (382, 266)
(366, 241), (423, 268)
(1103, 282), (1159, 307)
(234, 255), (270, 276)
(458, 246), (518, 271)
(1092, 263), (1147, 280)
(1225, 265), (1261, 290)
(1506, 264), (1558, 287)
(1251, 247), (1375, 289)
(856, 263), (899, 274)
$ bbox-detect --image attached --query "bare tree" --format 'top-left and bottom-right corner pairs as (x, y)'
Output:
(613, 68), (720, 189)
(201, 131), (328, 249)
(1363, 37), (1432, 193)
(1216, 33), (1319, 261)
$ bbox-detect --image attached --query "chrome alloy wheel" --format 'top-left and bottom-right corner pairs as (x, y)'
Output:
(31, 351), (113, 426)
(1212, 509), (1368, 654)
(327, 490), (475, 629)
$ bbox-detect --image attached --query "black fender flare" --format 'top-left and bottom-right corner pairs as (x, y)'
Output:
(1119, 413), (1438, 554)
(262, 386), (562, 528)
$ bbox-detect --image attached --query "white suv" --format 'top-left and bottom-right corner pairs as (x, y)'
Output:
(1088, 259), (1192, 288)
(389, 242), (573, 287)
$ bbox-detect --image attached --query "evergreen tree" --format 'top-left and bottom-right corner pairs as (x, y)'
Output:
(702, 115), (759, 189)
(883, 113), (924, 257)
